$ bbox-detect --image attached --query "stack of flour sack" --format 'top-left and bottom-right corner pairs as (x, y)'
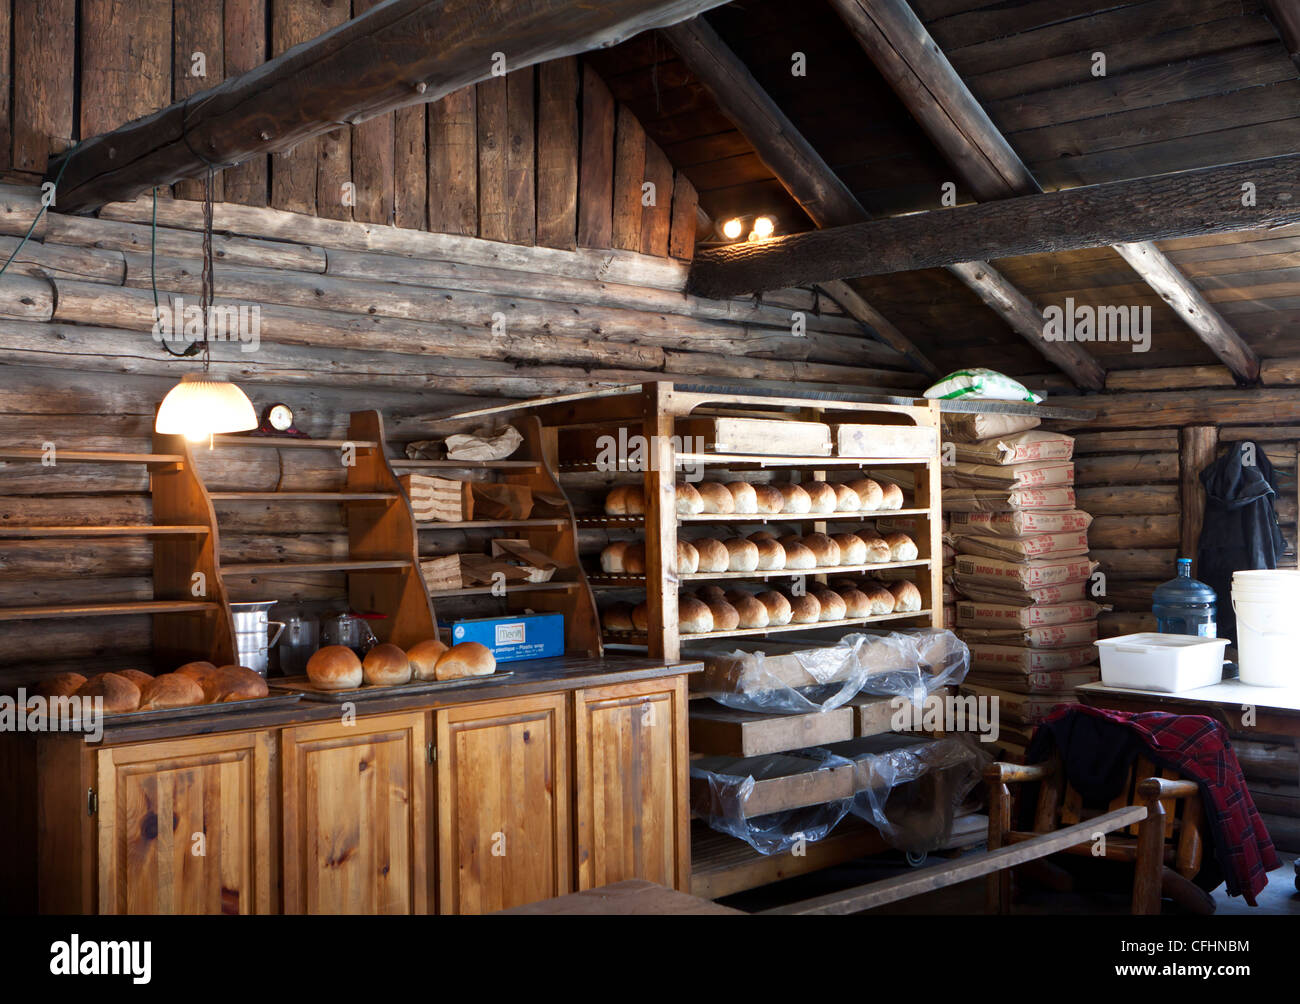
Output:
(940, 411), (1103, 759)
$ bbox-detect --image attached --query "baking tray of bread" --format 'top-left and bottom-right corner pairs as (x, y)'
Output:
(97, 692), (305, 724)
(268, 670), (512, 702)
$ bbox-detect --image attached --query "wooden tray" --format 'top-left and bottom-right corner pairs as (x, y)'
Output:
(269, 671), (513, 702)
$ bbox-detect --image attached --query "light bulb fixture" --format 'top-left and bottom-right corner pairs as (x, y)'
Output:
(751, 216), (775, 239)
(721, 217), (744, 240)
(156, 373), (258, 444)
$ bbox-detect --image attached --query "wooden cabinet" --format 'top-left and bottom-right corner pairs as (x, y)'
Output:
(281, 712), (431, 914)
(435, 693), (570, 914)
(95, 731), (275, 915)
(572, 677), (690, 891)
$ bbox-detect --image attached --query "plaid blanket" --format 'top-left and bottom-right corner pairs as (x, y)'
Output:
(1028, 705), (1279, 905)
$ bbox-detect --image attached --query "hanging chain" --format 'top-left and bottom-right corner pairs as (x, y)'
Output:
(201, 166), (215, 373)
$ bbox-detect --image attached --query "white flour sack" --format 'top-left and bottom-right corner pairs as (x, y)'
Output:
(924, 369), (1043, 404)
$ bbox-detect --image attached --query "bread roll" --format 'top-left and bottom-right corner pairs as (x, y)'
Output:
(35, 671), (87, 699)
(753, 537), (786, 570)
(729, 592), (770, 629)
(174, 661), (217, 681)
(622, 486), (646, 515)
(783, 542), (816, 570)
(205, 665), (270, 703)
(748, 530), (777, 543)
(777, 483), (812, 514)
(879, 482), (905, 511)
(697, 482), (736, 515)
(861, 533), (892, 563)
(679, 596), (715, 634)
(804, 481), (837, 514)
(725, 481), (758, 514)
(862, 582), (897, 615)
(753, 483), (785, 515)
(890, 579), (923, 612)
(632, 603), (649, 632)
(695, 584), (728, 604)
(675, 481), (704, 516)
(677, 539), (700, 574)
(801, 532), (841, 567)
(839, 588), (872, 619)
(306, 646), (363, 691)
(831, 533), (867, 566)
(623, 542), (647, 575)
(600, 540), (630, 573)
(408, 639), (450, 680)
(811, 588), (847, 621)
(885, 532), (919, 561)
(138, 673), (205, 710)
(363, 643), (412, 686)
(788, 592), (821, 624)
(435, 641), (497, 680)
(848, 478), (884, 511)
(604, 485), (629, 515)
(602, 603), (636, 633)
(703, 597), (740, 631)
(833, 483), (862, 512)
(75, 672), (141, 713)
(116, 669), (153, 689)
(724, 537), (760, 572)
(756, 590), (792, 626)
(693, 537), (730, 573)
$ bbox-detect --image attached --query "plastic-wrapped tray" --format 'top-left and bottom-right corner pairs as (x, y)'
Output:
(269, 671), (512, 702)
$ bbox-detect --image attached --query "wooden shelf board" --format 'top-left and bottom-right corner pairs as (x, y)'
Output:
(577, 509), (929, 527)
(220, 559), (411, 575)
(0, 525), (210, 538)
(675, 453), (932, 468)
(392, 458), (539, 470)
(605, 608), (932, 644)
(209, 491), (397, 501)
(0, 600), (219, 621)
(588, 559), (932, 587)
(211, 435), (380, 449)
(426, 581), (581, 599)
(0, 449), (184, 464)
(415, 518), (568, 530)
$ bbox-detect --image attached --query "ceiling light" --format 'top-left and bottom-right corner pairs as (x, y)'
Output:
(721, 218), (744, 240)
(752, 216), (775, 239)
(156, 373), (258, 444)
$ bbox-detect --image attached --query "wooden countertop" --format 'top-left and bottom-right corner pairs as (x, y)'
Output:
(46, 656), (702, 746)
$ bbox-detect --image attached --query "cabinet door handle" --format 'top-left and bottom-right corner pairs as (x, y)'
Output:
(426, 742), (436, 765)
(87, 787), (98, 817)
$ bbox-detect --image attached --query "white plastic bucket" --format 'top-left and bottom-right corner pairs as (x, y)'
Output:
(1232, 570), (1300, 687)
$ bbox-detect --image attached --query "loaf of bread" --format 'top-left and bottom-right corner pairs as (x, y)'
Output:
(138, 672), (205, 710)
(435, 641), (497, 680)
(755, 590), (792, 626)
(174, 661), (218, 681)
(833, 483), (862, 512)
(729, 592), (770, 629)
(862, 582), (897, 615)
(600, 540), (630, 573)
(116, 669), (153, 690)
(604, 485), (646, 515)
(602, 603), (636, 633)
(725, 481), (758, 514)
(679, 596), (715, 634)
(753, 537), (786, 570)
(35, 671), (87, 698)
(788, 592), (821, 624)
(693, 537), (730, 573)
(623, 541), (647, 575)
(886, 532), (919, 561)
(675, 481), (704, 516)
(753, 484), (785, 515)
(861, 533), (892, 564)
(848, 478), (884, 511)
(703, 597), (740, 631)
(811, 588), (847, 622)
(75, 672), (141, 713)
(363, 643), (412, 686)
(783, 541), (816, 570)
(889, 579), (923, 612)
(831, 533), (867, 565)
(696, 584), (728, 604)
(879, 482), (905, 511)
(408, 639), (449, 680)
(207, 665), (270, 702)
(777, 483), (812, 514)
(697, 482), (736, 515)
(307, 646), (364, 691)
(838, 587), (872, 619)
(804, 481), (837, 514)
(724, 537), (760, 572)
(632, 602), (649, 632)
(677, 539), (700, 574)
(747, 530), (776, 543)
(807, 533), (843, 566)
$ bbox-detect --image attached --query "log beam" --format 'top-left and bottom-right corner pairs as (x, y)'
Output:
(686, 152), (1300, 299)
(46, 0), (732, 212)
(1264, 0), (1300, 70)
(830, 0), (1259, 384)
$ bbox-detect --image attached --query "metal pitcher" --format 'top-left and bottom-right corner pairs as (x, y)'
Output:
(230, 601), (286, 678)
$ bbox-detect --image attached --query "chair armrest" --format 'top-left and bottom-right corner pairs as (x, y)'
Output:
(1137, 776), (1198, 801)
(984, 761), (1054, 785)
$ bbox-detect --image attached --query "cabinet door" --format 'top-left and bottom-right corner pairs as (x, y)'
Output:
(436, 693), (570, 914)
(96, 731), (275, 915)
(573, 677), (690, 891)
(281, 712), (430, 914)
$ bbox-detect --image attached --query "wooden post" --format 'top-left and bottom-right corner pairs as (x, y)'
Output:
(985, 777), (1011, 914)
(1179, 426), (1219, 574)
(1132, 782), (1169, 915)
(642, 383), (680, 662)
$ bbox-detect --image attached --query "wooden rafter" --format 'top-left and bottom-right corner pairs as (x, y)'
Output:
(663, 16), (1105, 389)
(46, 0), (734, 212)
(1264, 0), (1300, 69)
(830, 0), (1260, 384)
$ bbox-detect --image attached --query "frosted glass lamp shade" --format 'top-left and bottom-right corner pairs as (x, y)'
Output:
(155, 374), (258, 443)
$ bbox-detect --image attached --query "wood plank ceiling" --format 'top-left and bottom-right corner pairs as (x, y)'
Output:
(588, 0), (1300, 384)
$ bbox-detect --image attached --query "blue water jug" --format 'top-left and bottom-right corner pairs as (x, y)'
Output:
(1152, 558), (1217, 637)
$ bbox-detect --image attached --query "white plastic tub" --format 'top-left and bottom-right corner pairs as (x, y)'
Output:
(1095, 633), (1229, 693)
(1233, 570), (1300, 687)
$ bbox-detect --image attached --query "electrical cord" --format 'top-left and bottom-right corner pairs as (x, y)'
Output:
(0, 140), (79, 281)
(152, 185), (202, 357)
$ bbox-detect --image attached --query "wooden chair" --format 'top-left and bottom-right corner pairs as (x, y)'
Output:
(985, 756), (1212, 915)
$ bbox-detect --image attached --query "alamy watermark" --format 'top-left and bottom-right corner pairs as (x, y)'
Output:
(891, 691), (999, 743)
(152, 297), (261, 353)
(1, 691), (103, 743)
(1042, 297), (1151, 353)
(594, 428), (707, 482)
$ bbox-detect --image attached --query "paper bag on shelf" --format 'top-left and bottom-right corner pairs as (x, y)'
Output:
(402, 474), (470, 522)
(491, 538), (561, 583)
(467, 482), (533, 520)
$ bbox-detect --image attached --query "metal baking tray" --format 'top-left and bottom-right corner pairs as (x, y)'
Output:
(72, 692), (305, 727)
(268, 671), (512, 702)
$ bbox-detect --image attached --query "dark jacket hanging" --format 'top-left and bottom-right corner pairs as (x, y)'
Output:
(1196, 440), (1288, 644)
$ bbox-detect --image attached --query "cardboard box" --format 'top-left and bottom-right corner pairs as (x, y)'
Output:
(449, 612), (564, 663)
